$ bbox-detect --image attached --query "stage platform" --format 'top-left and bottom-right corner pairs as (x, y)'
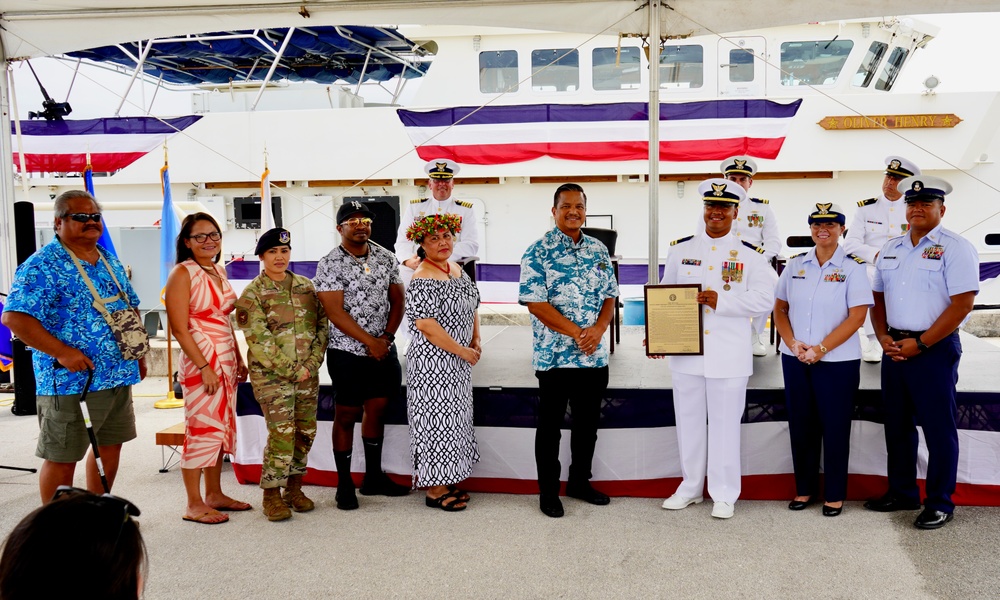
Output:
(233, 327), (1000, 505)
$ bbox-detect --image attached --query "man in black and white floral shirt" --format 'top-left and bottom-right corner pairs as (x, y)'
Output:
(315, 201), (409, 510)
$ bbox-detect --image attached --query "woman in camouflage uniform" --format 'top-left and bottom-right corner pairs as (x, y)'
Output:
(235, 228), (328, 521)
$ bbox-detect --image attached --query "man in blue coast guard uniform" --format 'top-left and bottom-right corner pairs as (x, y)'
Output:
(866, 175), (978, 530)
(844, 156), (921, 363)
(720, 156), (781, 356)
(395, 158), (480, 282)
(657, 178), (777, 519)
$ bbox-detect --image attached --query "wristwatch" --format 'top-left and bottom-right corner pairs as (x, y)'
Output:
(382, 331), (395, 342)
(916, 337), (930, 353)
(819, 343), (828, 353)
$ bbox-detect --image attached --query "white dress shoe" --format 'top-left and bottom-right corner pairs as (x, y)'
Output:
(752, 333), (767, 357)
(711, 501), (735, 519)
(661, 494), (703, 510)
(862, 341), (883, 363)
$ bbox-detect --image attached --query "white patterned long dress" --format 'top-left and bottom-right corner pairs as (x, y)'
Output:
(405, 272), (481, 488)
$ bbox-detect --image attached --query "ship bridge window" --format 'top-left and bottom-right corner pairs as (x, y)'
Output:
(875, 47), (909, 91)
(593, 46), (641, 90)
(480, 50), (519, 94)
(779, 39), (854, 86)
(659, 44), (704, 89)
(852, 41), (888, 88)
(532, 48), (579, 92)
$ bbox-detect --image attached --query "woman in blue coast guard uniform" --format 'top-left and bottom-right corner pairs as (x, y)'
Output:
(773, 203), (872, 517)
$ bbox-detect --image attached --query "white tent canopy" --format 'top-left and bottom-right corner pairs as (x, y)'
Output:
(3, 0), (998, 59)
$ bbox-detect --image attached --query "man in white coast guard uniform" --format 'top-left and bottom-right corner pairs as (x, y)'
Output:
(720, 156), (781, 356)
(656, 179), (777, 520)
(394, 158), (479, 285)
(844, 155), (920, 363)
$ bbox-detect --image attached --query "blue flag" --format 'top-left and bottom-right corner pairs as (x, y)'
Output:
(159, 164), (180, 289)
(85, 163), (119, 257)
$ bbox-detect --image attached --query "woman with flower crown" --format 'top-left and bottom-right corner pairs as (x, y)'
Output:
(404, 213), (482, 512)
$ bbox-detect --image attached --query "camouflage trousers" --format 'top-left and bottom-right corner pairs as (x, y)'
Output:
(252, 375), (320, 489)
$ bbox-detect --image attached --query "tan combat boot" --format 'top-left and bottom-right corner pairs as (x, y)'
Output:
(262, 487), (291, 521)
(282, 474), (315, 512)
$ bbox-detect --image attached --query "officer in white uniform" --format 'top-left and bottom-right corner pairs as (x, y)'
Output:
(720, 156), (781, 357)
(866, 175), (979, 530)
(657, 178), (777, 520)
(843, 156), (920, 362)
(394, 158), (480, 285)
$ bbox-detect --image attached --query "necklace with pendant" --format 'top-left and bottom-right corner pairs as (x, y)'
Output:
(342, 245), (371, 274)
(425, 259), (455, 279)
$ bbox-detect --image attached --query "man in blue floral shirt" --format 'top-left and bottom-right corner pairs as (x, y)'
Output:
(519, 183), (618, 518)
(2, 190), (145, 503)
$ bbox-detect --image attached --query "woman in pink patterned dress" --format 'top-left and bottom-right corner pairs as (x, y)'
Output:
(165, 213), (250, 524)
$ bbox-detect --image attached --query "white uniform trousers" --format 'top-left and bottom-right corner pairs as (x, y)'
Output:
(670, 372), (749, 504)
(861, 264), (877, 338)
(751, 314), (767, 336)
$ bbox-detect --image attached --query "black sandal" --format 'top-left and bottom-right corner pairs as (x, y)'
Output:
(425, 490), (467, 512)
(447, 485), (471, 503)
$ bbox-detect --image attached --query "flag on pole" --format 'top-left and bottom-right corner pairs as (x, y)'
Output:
(84, 154), (119, 257)
(159, 153), (181, 290)
(260, 163), (276, 232)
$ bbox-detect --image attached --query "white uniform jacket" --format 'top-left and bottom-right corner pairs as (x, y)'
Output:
(393, 196), (479, 264)
(843, 194), (908, 264)
(734, 197), (781, 261)
(661, 231), (777, 379)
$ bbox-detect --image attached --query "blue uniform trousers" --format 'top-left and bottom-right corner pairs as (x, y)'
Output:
(880, 332), (961, 513)
(781, 355), (859, 502)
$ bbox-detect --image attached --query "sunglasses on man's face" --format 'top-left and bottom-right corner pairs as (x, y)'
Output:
(341, 217), (373, 227)
(64, 213), (103, 223)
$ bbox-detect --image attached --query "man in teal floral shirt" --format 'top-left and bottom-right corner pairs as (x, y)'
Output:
(519, 183), (618, 518)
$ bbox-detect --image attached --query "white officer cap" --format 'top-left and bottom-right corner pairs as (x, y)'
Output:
(898, 176), (952, 203)
(425, 158), (460, 179)
(720, 156), (758, 177)
(698, 178), (746, 205)
(884, 156), (920, 178)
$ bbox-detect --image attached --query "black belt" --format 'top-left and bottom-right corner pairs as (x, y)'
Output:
(887, 326), (926, 341)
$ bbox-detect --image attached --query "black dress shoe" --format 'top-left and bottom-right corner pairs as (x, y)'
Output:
(788, 498), (813, 511)
(359, 472), (411, 497)
(335, 488), (359, 510)
(863, 494), (921, 512)
(822, 504), (843, 517)
(914, 508), (953, 530)
(539, 495), (564, 518)
(566, 483), (611, 506)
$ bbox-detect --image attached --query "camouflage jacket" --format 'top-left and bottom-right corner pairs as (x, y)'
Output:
(235, 271), (328, 381)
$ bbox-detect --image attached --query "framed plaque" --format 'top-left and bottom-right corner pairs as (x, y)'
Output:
(644, 284), (704, 356)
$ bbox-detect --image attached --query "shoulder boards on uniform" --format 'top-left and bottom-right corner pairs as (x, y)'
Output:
(750, 197), (768, 204)
(789, 252), (806, 259)
(846, 253), (866, 264)
(410, 197), (429, 204)
(670, 235), (694, 246)
(857, 197), (877, 207)
(455, 199), (474, 209)
(742, 240), (765, 254)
